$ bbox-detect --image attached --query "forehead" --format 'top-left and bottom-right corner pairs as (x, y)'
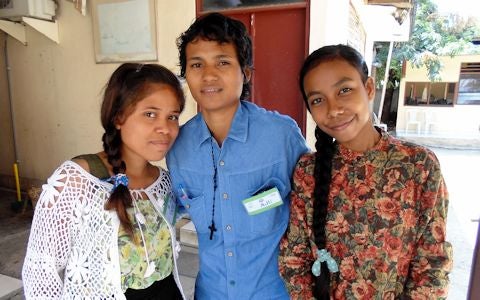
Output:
(304, 59), (362, 86)
(186, 38), (238, 59)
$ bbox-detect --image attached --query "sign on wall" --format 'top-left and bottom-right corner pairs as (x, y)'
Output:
(91, 0), (157, 63)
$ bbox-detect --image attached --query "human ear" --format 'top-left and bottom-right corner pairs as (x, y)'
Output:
(365, 77), (375, 101)
(243, 67), (252, 83)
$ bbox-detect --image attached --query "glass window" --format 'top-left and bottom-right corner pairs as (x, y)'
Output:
(404, 82), (455, 106)
(457, 63), (480, 105)
(201, 0), (304, 11)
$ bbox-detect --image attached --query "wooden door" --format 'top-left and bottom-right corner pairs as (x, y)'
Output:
(197, 1), (309, 135)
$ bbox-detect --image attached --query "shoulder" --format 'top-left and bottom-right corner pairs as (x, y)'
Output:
(389, 136), (439, 163)
(294, 152), (316, 173)
(386, 136), (441, 176)
(243, 101), (301, 130)
(178, 114), (203, 132)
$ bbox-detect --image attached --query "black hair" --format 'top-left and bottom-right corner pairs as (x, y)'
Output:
(298, 44), (368, 298)
(101, 63), (185, 236)
(177, 12), (253, 100)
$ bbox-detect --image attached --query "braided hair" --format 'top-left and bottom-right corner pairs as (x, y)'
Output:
(299, 45), (369, 298)
(100, 63), (185, 236)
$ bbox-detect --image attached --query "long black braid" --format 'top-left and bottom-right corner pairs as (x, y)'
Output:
(312, 127), (336, 298)
(299, 44), (369, 298)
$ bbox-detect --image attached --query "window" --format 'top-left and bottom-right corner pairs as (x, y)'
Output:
(404, 82), (455, 106)
(457, 63), (480, 105)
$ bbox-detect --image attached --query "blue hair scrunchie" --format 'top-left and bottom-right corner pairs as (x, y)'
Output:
(109, 173), (129, 191)
(311, 249), (339, 277)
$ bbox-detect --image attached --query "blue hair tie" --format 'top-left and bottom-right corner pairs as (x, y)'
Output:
(311, 249), (338, 277)
(109, 173), (129, 190)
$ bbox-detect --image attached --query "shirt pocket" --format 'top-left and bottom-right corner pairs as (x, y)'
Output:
(177, 190), (210, 234)
(244, 177), (289, 235)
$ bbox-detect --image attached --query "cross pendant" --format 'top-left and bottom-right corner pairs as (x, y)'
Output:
(208, 221), (217, 240)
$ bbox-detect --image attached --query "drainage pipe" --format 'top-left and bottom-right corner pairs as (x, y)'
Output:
(3, 37), (21, 203)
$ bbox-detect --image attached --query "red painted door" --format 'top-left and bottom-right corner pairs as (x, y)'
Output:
(197, 2), (309, 135)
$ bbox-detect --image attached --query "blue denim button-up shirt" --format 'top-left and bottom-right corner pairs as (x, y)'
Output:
(166, 101), (308, 299)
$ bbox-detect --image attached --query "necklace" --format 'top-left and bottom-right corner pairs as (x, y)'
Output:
(208, 136), (218, 240)
(132, 197), (156, 278)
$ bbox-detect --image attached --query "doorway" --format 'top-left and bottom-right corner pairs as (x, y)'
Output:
(197, 0), (309, 134)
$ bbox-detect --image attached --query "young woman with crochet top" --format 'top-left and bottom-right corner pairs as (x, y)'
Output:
(278, 45), (453, 299)
(22, 63), (186, 299)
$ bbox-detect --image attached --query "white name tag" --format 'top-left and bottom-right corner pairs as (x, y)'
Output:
(242, 187), (283, 215)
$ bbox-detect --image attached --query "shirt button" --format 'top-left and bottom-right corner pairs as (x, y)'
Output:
(229, 280), (235, 285)
(219, 160), (225, 166)
(227, 251), (233, 257)
(185, 204), (190, 209)
(226, 225), (232, 231)
(223, 193), (228, 199)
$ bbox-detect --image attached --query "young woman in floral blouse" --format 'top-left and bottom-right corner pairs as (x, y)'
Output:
(278, 45), (452, 299)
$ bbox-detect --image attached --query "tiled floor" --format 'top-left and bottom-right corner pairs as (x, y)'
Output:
(0, 188), (198, 300)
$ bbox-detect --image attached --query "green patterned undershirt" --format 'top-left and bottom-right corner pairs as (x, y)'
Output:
(118, 199), (173, 292)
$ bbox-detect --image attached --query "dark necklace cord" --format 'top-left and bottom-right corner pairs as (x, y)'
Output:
(208, 137), (218, 240)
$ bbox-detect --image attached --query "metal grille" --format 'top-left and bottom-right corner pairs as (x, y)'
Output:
(0, 0), (13, 10)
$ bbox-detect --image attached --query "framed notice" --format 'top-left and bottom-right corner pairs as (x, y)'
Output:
(92, 0), (157, 63)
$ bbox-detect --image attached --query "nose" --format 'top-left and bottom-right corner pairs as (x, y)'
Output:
(154, 118), (171, 134)
(327, 100), (344, 119)
(202, 64), (218, 82)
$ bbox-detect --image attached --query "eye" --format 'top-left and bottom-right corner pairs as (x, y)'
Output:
(339, 87), (352, 95)
(218, 60), (230, 66)
(168, 114), (180, 121)
(310, 98), (324, 106)
(144, 111), (156, 118)
(190, 62), (202, 69)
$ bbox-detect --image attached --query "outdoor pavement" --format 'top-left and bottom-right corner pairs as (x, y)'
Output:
(0, 134), (479, 299)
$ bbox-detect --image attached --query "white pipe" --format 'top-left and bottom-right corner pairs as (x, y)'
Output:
(377, 41), (394, 121)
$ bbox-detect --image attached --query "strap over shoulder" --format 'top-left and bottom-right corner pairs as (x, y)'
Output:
(72, 154), (110, 180)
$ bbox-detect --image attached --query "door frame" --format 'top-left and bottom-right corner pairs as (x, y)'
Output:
(195, 0), (310, 135)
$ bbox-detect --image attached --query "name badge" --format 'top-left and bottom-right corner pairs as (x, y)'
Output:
(242, 187), (283, 215)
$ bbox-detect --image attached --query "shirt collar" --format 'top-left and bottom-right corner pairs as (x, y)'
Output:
(194, 101), (249, 149)
(337, 129), (390, 162)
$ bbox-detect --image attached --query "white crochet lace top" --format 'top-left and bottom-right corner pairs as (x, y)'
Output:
(22, 161), (185, 299)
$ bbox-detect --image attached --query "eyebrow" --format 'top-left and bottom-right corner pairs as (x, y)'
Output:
(305, 76), (354, 98)
(187, 54), (234, 61)
(333, 76), (354, 87)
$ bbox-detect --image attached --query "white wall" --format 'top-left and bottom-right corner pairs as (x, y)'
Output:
(0, 0), (196, 181)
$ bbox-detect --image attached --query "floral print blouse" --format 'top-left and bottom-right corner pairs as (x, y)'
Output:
(279, 132), (452, 299)
(118, 197), (173, 292)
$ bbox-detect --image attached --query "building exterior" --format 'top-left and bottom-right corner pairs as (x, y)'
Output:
(396, 54), (480, 137)
(0, 0), (412, 187)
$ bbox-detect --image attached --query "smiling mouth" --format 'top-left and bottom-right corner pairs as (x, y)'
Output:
(328, 118), (354, 131)
(201, 87), (222, 94)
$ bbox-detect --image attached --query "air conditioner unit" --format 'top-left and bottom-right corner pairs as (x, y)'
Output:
(0, 0), (56, 21)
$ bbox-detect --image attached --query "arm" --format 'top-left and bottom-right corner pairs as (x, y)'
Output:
(404, 153), (453, 299)
(22, 163), (82, 299)
(279, 156), (316, 300)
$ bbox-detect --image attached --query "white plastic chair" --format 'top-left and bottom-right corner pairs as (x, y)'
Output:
(424, 111), (438, 134)
(372, 112), (388, 131)
(405, 109), (421, 135)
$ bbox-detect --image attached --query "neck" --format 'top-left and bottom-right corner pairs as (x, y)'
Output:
(342, 125), (381, 153)
(203, 102), (239, 145)
(100, 151), (157, 189)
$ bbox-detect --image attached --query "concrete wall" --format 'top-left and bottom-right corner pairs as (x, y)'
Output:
(396, 54), (480, 137)
(0, 0), (196, 188)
